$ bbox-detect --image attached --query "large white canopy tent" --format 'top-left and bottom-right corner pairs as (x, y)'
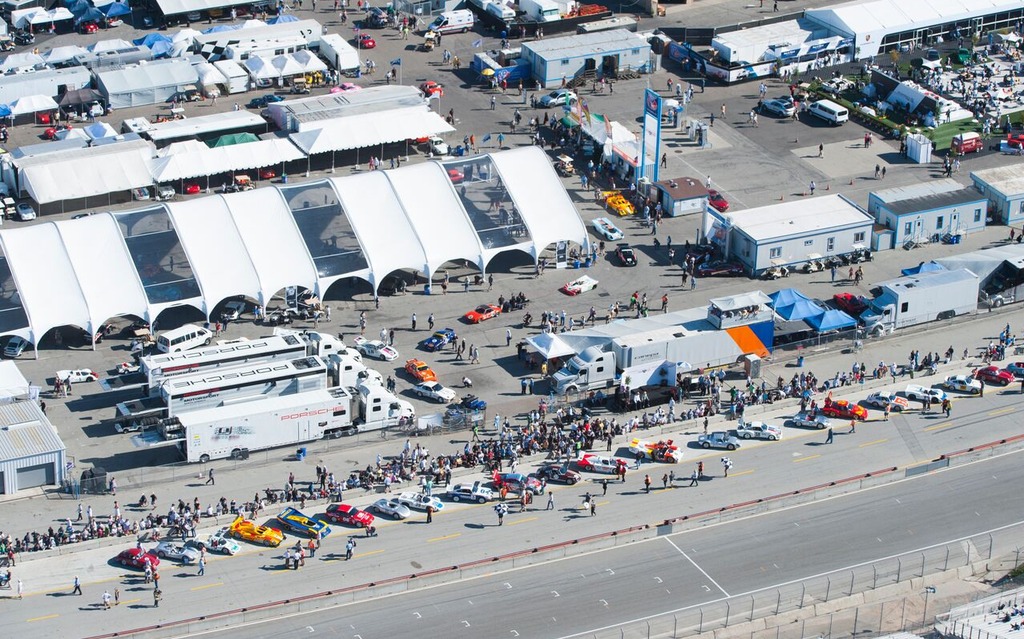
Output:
(148, 137), (304, 182)
(0, 147), (587, 352)
(18, 141), (155, 205)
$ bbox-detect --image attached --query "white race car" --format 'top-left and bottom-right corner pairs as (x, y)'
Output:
(789, 412), (831, 429)
(199, 529), (242, 555)
(560, 275), (599, 296)
(591, 217), (624, 241)
(370, 498), (412, 520)
(414, 381), (457, 403)
(734, 420), (783, 441)
(904, 384), (946, 404)
(864, 391), (908, 411)
(56, 368), (100, 383)
(116, 362), (140, 375)
(577, 453), (628, 474)
(446, 481), (494, 503)
(353, 337), (399, 361)
(395, 492), (445, 512)
(942, 375), (982, 395)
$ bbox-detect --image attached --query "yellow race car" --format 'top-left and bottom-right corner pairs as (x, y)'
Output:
(229, 515), (286, 547)
(605, 193), (635, 217)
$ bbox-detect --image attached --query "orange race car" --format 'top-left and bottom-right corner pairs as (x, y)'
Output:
(228, 515), (286, 547)
(404, 358), (437, 382)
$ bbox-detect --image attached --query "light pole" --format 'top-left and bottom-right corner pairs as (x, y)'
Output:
(922, 586), (936, 628)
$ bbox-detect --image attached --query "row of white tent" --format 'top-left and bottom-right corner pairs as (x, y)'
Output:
(0, 146), (589, 349)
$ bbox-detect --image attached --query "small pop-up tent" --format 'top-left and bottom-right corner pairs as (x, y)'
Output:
(805, 309), (857, 332)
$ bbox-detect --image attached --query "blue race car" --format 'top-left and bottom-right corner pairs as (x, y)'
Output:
(422, 328), (456, 352)
(275, 507), (332, 539)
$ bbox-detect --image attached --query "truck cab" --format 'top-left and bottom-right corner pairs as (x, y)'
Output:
(356, 383), (414, 431)
(551, 346), (615, 394)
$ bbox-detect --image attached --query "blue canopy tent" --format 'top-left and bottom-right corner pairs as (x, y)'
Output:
(0, 104), (12, 117)
(149, 40), (173, 57)
(769, 288), (810, 309)
(202, 24), (240, 33)
(775, 299), (825, 321)
(99, 1), (132, 18)
(900, 261), (946, 277)
(134, 33), (172, 47)
(267, 14), (299, 23)
(74, 6), (104, 24)
(65, 0), (90, 15)
(805, 309), (857, 332)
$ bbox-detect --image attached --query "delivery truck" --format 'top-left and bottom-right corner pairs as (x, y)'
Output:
(519, 0), (560, 21)
(861, 268), (979, 335)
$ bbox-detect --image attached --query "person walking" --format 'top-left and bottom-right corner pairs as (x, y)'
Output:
(16, 578), (23, 600)
(689, 469), (699, 486)
(825, 426), (834, 444)
(506, 328), (512, 346)
(830, 265), (837, 282)
(411, 313), (417, 330)
(205, 467), (215, 485)
(942, 398), (952, 418)
(197, 556), (205, 576)
(428, 313), (435, 330)
(345, 539), (355, 560)
(72, 575), (82, 595)
(546, 492), (554, 510)
(590, 500), (597, 516)
(494, 502), (508, 525)
(722, 457), (733, 477)
(818, 143), (824, 158)
(643, 474), (652, 493)
(697, 460), (705, 478)
(601, 479), (608, 496)
(114, 588), (120, 606)
(103, 590), (112, 609)
(809, 180), (816, 195)
(849, 418), (856, 434)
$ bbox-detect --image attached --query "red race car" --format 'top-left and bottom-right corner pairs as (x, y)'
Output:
(464, 304), (500, 323)
(115, 548), (161, 570)
(258, 167), (276, 179)
(183, 183), (202, 195)
(707, 189), (730, 212)
(974, 366), (1014, 386)
(355, 34), (376, 48)
(79, 21), (99, 33)
(324, 503), (375, 528)
(447, 167), (465, 183)
(820, 399), (868, 421)
(832, 292), (867, 316)
(419, 81), (444, 98)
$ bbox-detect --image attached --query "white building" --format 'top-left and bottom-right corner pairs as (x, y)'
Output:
(521, 29), (651, 89)
(0, 397), (67, 495)
(971, 166), (1024, 226)
(868, 178), (987, 249)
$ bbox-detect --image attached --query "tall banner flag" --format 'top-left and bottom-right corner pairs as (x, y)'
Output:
(639, 89), (663, 184)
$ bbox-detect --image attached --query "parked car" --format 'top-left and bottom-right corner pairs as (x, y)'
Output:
(1005, 362), (1024, 378)
(447, 481), (494, 503)
(16, 202), (37, 221)
(115, 548), (161, 569)
(414, 381), (456, 403)
(229, 515), (285, 546)
(864, 391), (908, 411)
(491, 472), (545, 495)
(615, 244), (637, 266)
(832, 292), (868, 316)
(760, 97), (795, 117)
(707, 189), (730, 212)
(3, 336), (29, 358)
(355, 33), (376, 48)
(275, 507), (332, 539)
(539, 89), (577, 107)
(132, 187), (151, 201)
(247, 94), (284, 109)
(56, 369), (100, 383)
(463, 304), (501, 323)
(156, 185), (176, 199)
(353, 337), (399, 361)
(591, 217), (624, 241)
(419, 81), (444, 97)
(79, 20), (99, 33)
(697, 431), (740, 450)
(395, 492), (445, 512)
(220, 300), (247, 321)
(404, 359), (437, 382)
(427, 136), (449, 155)
(535, 463), (581, 484)
(974, 366), (1014, 386)
(695, 261), (744, 277)
(370, 498), (411, 520)
(560, 275), (599, 296)
(324, 503), (375, 528)
(423, 328), (456, 352)
(942, 375), (982, 394)
(789, 412), (831, 429)
(577, 454), (628, 474)
(734, 420), (782, 441)
(628, 438), (682, 462)
(198, 528), (242, 555)
(820, 400), (868, 421)
(13, 30), (35, 46)
(153, 541), (202, 564)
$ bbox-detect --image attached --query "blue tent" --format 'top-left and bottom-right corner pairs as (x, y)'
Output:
(776, 299), (825, 321)
(0, 104), (11, 117)
(65, 0), (90, 15)
(202, 24), (240, 33)
(149, 40), (173, 57)
(900, 261), (946, 277)
(267, 14), (299, 23)
(134, 33), (172, 47)
(99, 1), (132, 17)
(74, 6), (104, 24)
(805, 309), (857, 332)
(769, 288), (810, 308)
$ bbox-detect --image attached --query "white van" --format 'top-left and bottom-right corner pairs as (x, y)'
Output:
(485, 1), (515, 22)
(156, 324), (214, 353)
(808, 99), (849, 126)
(428, 9), (474, 34)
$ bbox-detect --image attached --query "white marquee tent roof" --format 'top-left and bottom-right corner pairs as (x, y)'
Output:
(0, 146), (587, 347)
(9, 94), (59, 115)
(289, 106), (454, 150)
(149, 137), (304, 181)
(20, 141), (155, 204)
(807, 0), (1022, 38)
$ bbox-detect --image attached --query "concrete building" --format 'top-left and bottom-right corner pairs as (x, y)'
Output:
(0, 400), (67, 495)
(651, 176), (709, 217)
(971, 166), (1024, 226)
(521, 29), (651, 89)
(868, 179), (987, 249)
(704, 194), (873, 276)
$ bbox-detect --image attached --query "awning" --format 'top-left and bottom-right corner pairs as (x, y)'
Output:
(289, 107), (454, 153)
(0, 52), (44, 72)
(769, 288), (810, 308)
(525, 333), (578, 359)
(145, 110), (265, 142)
(805, 308), (857, 332)
(709, 290), (771, 312)
(149, 137), (304, 181)
(206, 132), (259, 147)
(776, 299), (826, 321)
(59, 88), (105, 107)
(9, 94), (59, 115)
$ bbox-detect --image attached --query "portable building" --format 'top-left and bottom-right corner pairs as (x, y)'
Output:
(193, 18), (322, 60)
(0, 65), (92, 105)
(971, 165), (1024, 226)
(317, 32), (359, 71)
(521, 29), (651, 88)
(213, 58), (251, 93)
(651, 177), (709, 217)
(868, 178), (986, 248)
(0, 400), (67, 495)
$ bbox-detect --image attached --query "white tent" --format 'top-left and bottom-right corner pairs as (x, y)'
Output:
(243, 55), (280, 80)
(148, 138), (304, 182)
(244, 52), (321, 80)
(291, 49), (327, 73)
(171, 28), (201, 43)
(194, 62), (228, 89)
(0, 52), (44, 73)
(43, 45), (89, 65)
(19, 142), (155, 204)
(289, 107), (454, 152)
(95, 59), (199, 109)
(83, 121), (119, 140)
(11, 7), (73, 28)
(9, 94), (59, 116)
(89, 38), (134, 53)
(54, 127), (91, 141)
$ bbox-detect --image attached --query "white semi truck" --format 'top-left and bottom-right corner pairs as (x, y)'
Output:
(161, 383), (414, 463)
(861, 268), (979, 335)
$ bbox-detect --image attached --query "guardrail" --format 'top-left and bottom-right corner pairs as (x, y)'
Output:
(84, 433), (1024, 639)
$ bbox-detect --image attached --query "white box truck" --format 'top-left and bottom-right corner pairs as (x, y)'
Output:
(318, 33), (360, 71)
(519, 0), (560, 22)
(861, 268), (979, 335)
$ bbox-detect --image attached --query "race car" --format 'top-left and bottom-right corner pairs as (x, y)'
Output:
(734, 421), (783, 441)
(198, 528), (242, 555)
(115, 548), (161, 570)
(419, 81), (444, 97)
(395, 492), (445, 512)
(324, 503), (375, 528)
(247, 94), (284, 109)
(463, 304), (501, 323)
(577, 453), (628, 475)
(446, 481), (494, 503)
(697, 431), (741, 450)
(275, 507), (332, 539)
(152, 541), (202, 564)
(56, 369), (100, 383)
(864, 391), (908, 411)
(628, 438), (682, 463)
(370, 498), (412, 520)
(404, 359), (437, 382)
(116, 361), (140, 375)
(591, 217), (624, 241)
(974, 366), (1014, 386)
(942, 375), (982, 394)
(560, 275), (599, 296)
(615, 244), (637, 266)
(535, 463), (581, 484)
(355, 33), (376, 48)
(605, 193), (635, 216)
(422, 328), (456, 352)
(820, 399), (868, 421)
(707, 189), (730, 212)
(904, 384), (947, 405)
(491, 472), (545, 495)
(414, 381), (457, 403)
(353, 336), (399, 361)
(1005, 362), (1024, 378)
(229, 515), (286, 547)
(789, 412), (831, 429)
(695, 261), (745, 277)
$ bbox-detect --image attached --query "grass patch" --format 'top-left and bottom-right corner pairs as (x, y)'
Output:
(928, 119), (982, 150)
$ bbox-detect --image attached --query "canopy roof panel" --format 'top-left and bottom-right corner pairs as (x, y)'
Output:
(150, 138), (303, 181)
(278, 181), (369, 283)
(113, 206), (202, 307)
(440, 155), (532, 260)
(288, 107), (454, 150)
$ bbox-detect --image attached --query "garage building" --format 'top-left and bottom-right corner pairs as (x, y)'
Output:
(521, 29), (651, 89)
(868, 178), (987, 249)
(0, 400), (67, 495)
(970, 166), (1024, 226)
(651, 176), (709, 217)
(705, 194), (874, 276)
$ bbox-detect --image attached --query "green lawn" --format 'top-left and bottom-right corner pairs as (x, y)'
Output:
(927, 119), (982, 151)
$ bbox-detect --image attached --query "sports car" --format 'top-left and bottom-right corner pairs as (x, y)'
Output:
(864, 391), (908, 411)
(577, 453), (628, 474)
(198, 528), (241, 555)
(734, 421), (782, 441)
(353, 336), (399, 361)
(258, 168), (276, 179)
(79, 21), (99, 33)
(820, 400), (868, 421)
(760, 97), (795, 117)
(116, 362), (140, 375)
(695, 261), (745, 277)
(56, 369), (100, 383)
(447, 167), (465, 183)
(707, 189), (730, 212)
(247, 94), (284, 109)
(491, 472), (545, 495)
(560, 275), (599, 296)
(324, 503), (375, 528)
(395, 492), (445, 512)
(904, 384), (947, 404)
(789, 412), (831, 429)
(591, 217), (624, 241)
(405, 359), (437, 382)
(184, 183), (202, 195)
(370, 498), (412, 520)
(153, 541), (202, 564)
(275, 507), (332, 539)
(605, 193), (635, 217)
(942, 375), (982, 394)
(535, 463), (581, 484)
(414, 381), (457, 403)
(229, 515), (285, 547)
(419, 81), (444, 97)
(832, 292), (868, 316)
(423, 328), (456, 352)
(615, 244), (637, 266)
(115, 548), (161, 570)
(697, 431), (741, 450)
(1005, 362), (1024, 378)
(974, 366), (1014, 386)
(447, 481), (494, 503)
(355, 33), (376, 48)
(628, 438), (682, 462)
(464, 304), (501, 323)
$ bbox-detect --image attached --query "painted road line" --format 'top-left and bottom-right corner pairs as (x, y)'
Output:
(508, 516), (538, 527)
(428, 533), (461, 543)
(190, 582), (224, 592)
(859, 438), (888, 448)
(923, 421), (956, 432)
(356, 549), (385, 559)
(729, 469), (754, 478)
(794, 455), (821, 463)
(987, 407), (1015, 417)
(27, 614), (59, 622)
